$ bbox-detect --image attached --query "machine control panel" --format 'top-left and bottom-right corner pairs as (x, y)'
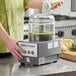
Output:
(18, 41), (37, 57)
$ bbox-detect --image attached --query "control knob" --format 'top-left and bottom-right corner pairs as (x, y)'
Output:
(58, 31), (64, 37)
(72, 29), (76, 36)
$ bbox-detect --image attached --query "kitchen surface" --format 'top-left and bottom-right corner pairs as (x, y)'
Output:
(11, 58), (76, 76)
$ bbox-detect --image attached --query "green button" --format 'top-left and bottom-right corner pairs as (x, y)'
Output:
(24, 50), (26, 53)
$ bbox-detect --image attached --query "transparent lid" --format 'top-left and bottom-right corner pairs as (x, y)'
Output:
(29, 14), (55, 24)
(29, 14), (55, 42)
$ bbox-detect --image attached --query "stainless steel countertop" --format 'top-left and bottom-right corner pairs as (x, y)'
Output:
(11, 58), (76, 76)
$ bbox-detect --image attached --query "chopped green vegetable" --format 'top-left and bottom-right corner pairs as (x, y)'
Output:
(70, 43), (76, 51)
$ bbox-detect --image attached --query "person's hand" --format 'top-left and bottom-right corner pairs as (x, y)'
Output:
(51, 0), (64, 10)
(6, 38), (25, 60)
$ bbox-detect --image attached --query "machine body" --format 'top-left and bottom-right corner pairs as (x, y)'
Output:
(18, 40), (61, 65)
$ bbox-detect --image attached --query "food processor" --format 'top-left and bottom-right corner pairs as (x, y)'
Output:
(18, 0), (61, 65)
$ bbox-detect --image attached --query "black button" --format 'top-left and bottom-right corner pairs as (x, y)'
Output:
(31, 51), (34, 55)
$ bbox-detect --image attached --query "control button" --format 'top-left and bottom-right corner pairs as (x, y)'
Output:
(72, 29), (76, 36)
(58, 31), (64, 37)
(31, 51), (34, 55)
(28, 51), (30, 54)
(24, 50), (26, 53)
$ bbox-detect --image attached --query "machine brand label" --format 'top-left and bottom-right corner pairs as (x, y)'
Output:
(21, 44), (36, 47)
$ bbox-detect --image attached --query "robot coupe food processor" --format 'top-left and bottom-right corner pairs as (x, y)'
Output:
(18, 0), (61, 65)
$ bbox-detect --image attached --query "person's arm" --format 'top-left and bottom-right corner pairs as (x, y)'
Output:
(0, 23), (10, 43)
(25, 0), (64, 9)
(0, 23), (24, 60)
(25, 0), (42, 8)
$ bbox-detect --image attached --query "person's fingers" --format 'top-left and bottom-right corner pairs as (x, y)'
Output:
(61, 1), (64, 4)
(16, 45), (25, 53)
(51, 4), (58, 10)
(57, 2), (61, 6)
(11, 47), (23, 60)
(14, 50), (23, 59)
(51, 0), (64, 10)
(11, 51), (20, 60)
